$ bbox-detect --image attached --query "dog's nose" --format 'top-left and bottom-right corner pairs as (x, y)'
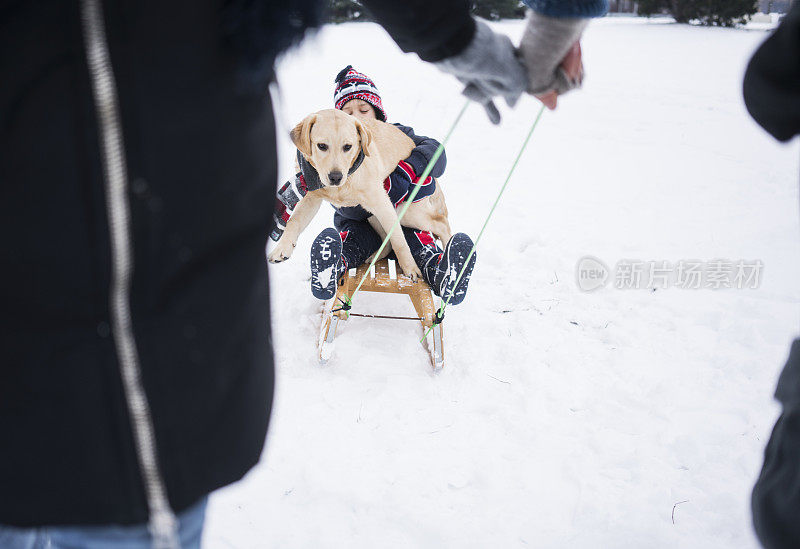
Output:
(328, 171), (343, 186)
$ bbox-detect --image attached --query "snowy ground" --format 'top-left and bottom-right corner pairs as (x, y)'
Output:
(205, 16), (800, 549)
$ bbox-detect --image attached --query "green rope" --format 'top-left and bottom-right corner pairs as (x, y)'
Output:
(422, 103), (546, 342)
(339, 99), (471, 313)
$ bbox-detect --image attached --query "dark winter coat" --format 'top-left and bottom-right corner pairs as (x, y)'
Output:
(746, 3), (800, 548)
(359, 0), (476, 62)
(1, 0), (477, 529)
(743, 1), (800, 142)
(0, 0), (287, 528)
(334, 123), (445, 221)
(752, 341), (800, 549)
(360, 0), (608, 64)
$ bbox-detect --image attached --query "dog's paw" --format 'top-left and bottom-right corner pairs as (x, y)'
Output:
(400, 261), (423, 282)
(268, 240), (295, 263)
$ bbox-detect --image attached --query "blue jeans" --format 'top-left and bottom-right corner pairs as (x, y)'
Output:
(0, 498), (207, 549)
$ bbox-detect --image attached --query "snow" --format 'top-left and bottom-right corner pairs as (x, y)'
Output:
(315, 264), (334, 292)
(205, 16), (799, 549)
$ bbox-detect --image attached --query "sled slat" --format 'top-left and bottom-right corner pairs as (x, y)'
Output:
(322, 258), (444, 370)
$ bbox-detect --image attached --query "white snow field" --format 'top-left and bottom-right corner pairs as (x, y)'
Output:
(205, 16), (800, 549)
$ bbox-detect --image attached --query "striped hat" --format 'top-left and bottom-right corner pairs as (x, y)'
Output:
(333, 65), (386, 122)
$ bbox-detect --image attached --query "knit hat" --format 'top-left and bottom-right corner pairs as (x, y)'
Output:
(333, 65), (386, 122)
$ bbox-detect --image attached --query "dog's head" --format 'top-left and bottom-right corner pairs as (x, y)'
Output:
(290, 109), (371, 188)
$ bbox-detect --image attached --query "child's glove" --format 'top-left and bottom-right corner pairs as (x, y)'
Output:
(385, 160), (433, 207)
(518, 12), (588, 98)
(270, 173), (308, 241)
(434, 19), (528, 125)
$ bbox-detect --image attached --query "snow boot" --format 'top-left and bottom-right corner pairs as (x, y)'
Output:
(310, 228), (345, 300)
(431, 233), (476, 306)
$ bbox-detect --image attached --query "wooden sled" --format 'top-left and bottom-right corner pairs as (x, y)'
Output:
(318, 258), (444, 370)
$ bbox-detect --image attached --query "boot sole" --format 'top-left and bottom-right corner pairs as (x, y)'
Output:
(439, 233), (476, 306)
(310, 228), (343, 300)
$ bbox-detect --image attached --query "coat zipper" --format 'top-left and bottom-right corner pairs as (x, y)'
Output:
(80, 1), (180, 547)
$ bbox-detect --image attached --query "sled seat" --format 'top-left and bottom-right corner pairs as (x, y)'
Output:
(318, 258), (444, 370)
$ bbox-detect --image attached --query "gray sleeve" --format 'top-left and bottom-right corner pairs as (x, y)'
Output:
(519, 11), (588, 95)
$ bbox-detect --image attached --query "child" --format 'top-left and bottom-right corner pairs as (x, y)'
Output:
(274, 65), (476, 305)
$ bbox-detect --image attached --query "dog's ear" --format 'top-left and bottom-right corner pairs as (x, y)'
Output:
(290, 114), (316, 157)
(354, 119), (371, 157)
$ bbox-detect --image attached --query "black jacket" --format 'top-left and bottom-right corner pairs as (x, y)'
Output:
(1, 0), (475, 528)
(743, 3), (800, 142)
(752, 341), (800, 549)
(1, 0), (283, 527)
(745, 4), (800, 548)
(361, 0), (476, 62)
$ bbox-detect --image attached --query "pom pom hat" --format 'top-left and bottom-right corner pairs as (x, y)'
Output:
(333, 65), (387, 122)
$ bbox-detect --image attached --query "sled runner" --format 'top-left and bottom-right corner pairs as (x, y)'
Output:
(318, 258), (445, 370)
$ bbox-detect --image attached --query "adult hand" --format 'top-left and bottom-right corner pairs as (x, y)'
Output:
(518, 12), (588, 109)
(435, 19), (528, 124)
(535, 40), (583, 110)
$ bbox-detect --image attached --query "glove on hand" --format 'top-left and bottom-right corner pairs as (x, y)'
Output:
(518, 11), (588, 97)
(435, 19), (528, 125)
(270, 174), (308, 242)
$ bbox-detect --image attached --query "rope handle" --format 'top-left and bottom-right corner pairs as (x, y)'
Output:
(421, 103), (547, 343)
(347, 100), (471, 306)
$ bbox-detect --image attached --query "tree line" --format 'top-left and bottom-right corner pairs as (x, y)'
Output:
(328, 0), (526, 23)
(329, 0), (759, 27)
(638, 0), (757, 26)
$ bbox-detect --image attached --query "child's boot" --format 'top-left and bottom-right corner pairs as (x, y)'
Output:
(430, 233), (476, 306)
(310, 228), (346, 300)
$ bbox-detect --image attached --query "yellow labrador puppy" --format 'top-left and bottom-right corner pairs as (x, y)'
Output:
(268, 108), (451, 280)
